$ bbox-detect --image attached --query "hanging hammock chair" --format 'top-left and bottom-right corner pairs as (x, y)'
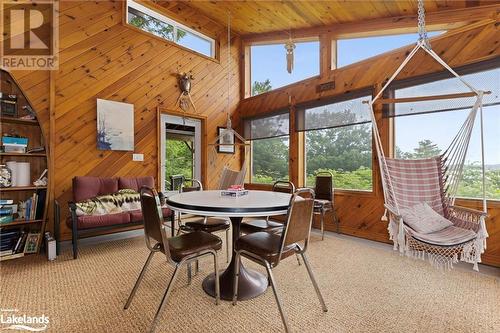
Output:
(368, 1), (490, 271)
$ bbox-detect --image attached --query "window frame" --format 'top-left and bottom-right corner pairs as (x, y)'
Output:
(124, 0), (217, 60)
(298, 88), (376, 193)
(388, 58), (500, 202)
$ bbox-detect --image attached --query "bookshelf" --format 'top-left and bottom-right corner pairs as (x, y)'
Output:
(1, 186), (48, 191)
(0, 152), (47, 157)
(1, 69), (50, 260)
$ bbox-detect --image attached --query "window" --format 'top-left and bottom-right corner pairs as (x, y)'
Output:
(126, 0), (215, 58)
(298, 91), (373, 191)
(337, 32), (443, 68)
(251, 40), (320, 96)
(244, 111), (290, 184)
(392, 63), (500, 200)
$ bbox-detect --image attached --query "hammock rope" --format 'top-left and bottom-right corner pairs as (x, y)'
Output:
(208, 11), (249, 182)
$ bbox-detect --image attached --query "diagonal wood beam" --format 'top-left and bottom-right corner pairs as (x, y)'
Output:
(242, 3), (500, 44)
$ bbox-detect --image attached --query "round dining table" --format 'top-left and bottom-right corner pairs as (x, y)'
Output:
(166, 190), (291, 301)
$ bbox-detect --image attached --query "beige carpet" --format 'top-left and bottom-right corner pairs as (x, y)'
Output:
(1, 233), (499, 333)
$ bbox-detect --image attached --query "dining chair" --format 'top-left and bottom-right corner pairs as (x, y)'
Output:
(124, 186), (221, 333)
(232, 188), (328, 333)
(240, 180), (296, 234)
(314, 171), (335, 240)
(169, 174), (186, 192)
(177, 178), (231, 266)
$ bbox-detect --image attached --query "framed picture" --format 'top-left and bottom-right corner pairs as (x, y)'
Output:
(24, 233), (40, 254)
(217, 127), (235, 154)
(97, 99), (134, 151)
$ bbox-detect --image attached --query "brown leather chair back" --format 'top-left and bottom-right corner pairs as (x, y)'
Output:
(272, 180), (295, 194)
(314, 172), (333, 202)
(140, 186), (170, 258)
(281, 188), (315, 252)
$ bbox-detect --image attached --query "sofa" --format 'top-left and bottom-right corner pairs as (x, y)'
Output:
(59, 176), (172, 259)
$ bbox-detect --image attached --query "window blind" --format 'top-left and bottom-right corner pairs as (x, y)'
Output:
(296, 90), (372, 132)
(385, 62), (499, 118)
(243, 110), (289, 140)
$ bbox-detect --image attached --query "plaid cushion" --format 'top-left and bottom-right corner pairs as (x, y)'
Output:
(411, 226), (476, 246)
(385, 157), (448, 216)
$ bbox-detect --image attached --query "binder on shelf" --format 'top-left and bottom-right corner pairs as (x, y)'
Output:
(35, 189), (46, 220)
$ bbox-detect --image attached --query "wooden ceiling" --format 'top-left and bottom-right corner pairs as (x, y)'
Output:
(175, 0), (496, 35)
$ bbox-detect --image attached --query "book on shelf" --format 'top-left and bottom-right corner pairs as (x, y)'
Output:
(35, 189), (46, 220)
(0, 206), (13, 224)
(0, 249), (13, 256)
(0, 252), (24, 261)
(0, 228), (21, 255)
(25, 198), (31, 221)
(0, 199), (14, 205)
(13, 231), (27, 253)
(0, 228), (28, 257)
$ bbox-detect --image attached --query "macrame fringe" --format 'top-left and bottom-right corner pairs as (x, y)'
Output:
(387, 218), (399, 251)
(387, 219), (485, 271)
(381, 209), (388, 222)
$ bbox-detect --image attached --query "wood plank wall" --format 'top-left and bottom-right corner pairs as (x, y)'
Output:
(239, 20), (500, 267)
(6, 0), (242, 241)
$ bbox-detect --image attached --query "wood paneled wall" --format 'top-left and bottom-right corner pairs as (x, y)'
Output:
(239, 19), (500, 267)
(7, 0), (241, 240)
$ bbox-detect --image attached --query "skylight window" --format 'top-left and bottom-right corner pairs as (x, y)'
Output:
(337, 31), (443, 68)
(126, 0), (215, 58)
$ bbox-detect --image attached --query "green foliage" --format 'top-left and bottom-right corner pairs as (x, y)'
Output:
(396, 139), (441, 159)
(129, 10), (185, 41)
(457, 164), (500, 199)
(305, 125), (372, 173)
(251, 137), (289, 184)
(306, 167), (372, 191)
(165, 140), (193, 189)
(252, 79), (272, 96)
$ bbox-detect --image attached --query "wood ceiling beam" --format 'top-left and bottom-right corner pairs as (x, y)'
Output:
(241, 3), (500, 44)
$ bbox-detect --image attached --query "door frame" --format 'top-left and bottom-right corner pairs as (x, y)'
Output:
(157, 107), (208, 192)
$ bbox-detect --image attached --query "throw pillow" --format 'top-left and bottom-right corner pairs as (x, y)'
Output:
(400, 202), (453, 234)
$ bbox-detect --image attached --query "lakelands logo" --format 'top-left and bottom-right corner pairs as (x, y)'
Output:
(0, 309), (49, 331)
(1, 0), (59, 70)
